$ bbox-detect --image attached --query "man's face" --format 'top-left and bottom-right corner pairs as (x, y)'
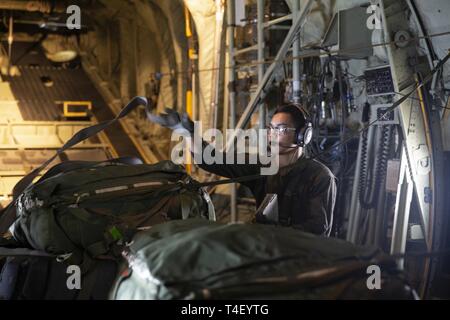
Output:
(269, 112), (298, 153)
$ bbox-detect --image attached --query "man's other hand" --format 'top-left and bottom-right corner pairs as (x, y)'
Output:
(148, 108), (194, 135)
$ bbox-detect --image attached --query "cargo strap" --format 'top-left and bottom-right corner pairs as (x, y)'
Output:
(0, 247), (53, 258)
(0, 97), (150, 236)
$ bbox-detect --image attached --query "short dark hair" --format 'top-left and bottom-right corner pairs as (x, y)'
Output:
(273, 104), (307, 130)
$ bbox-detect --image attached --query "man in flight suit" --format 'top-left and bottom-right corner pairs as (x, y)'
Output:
(149, 104), (336, 236)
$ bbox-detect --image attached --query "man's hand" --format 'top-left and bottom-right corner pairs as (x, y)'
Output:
(148, 108), (194, 135)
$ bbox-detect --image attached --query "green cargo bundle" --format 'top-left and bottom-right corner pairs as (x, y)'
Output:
(112, 219), (416, 300)
(0, 97), (214, 270)
(10, 160), (213, 267)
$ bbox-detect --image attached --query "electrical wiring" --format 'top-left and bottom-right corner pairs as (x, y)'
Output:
(359, 125), (392, 210)
(150, 30), (450, 78)
(194, 50), (450, 188)
(343, 69), (450, 109)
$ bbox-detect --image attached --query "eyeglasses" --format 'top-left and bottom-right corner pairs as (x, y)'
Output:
(266, 125), (297, 136)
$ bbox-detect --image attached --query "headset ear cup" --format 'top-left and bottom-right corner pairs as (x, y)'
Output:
(303, 125), (313, 146)
(296, 123), (312, 147)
